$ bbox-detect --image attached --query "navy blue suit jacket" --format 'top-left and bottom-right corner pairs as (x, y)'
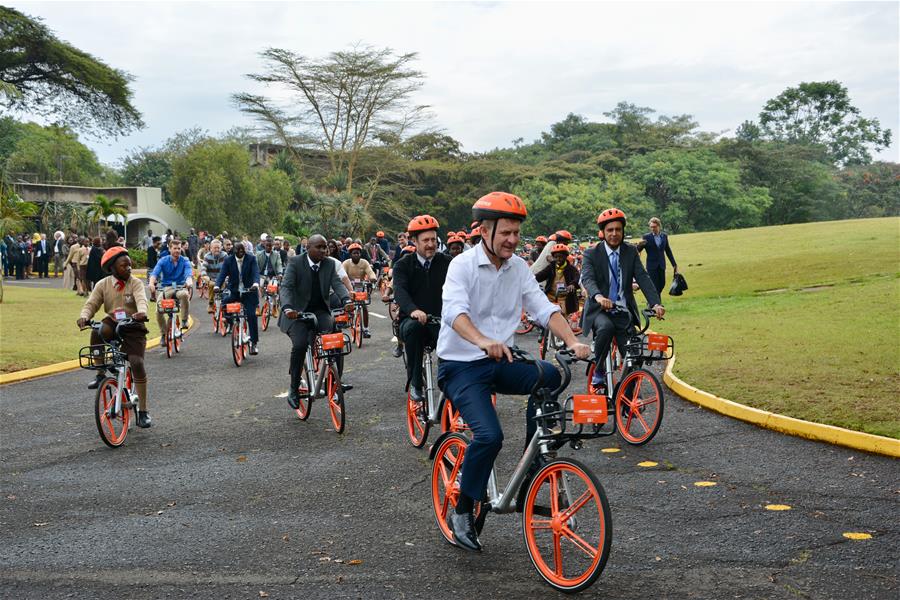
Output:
(216, 254), (260, 304)
(640, 232), (677, 270)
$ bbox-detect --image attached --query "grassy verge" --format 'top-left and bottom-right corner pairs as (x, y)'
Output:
(661, 217), (899, 438)
(0, 286), (94, 373)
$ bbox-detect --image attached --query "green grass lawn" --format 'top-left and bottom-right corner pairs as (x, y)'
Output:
(660, 217), (900, 438)
(0, 285), (95, 373)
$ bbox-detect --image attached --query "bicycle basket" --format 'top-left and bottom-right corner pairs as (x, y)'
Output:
(225, 302), (243, 314)
(266, 283), (278, 294)
(626, 333), (674, 360)
(353, 291), (369, 303)
(157, 298), (177, 312)
(334, 313), (350, 328)
(78, 345), (122, 370)
(571, 394), (608, 425)
(315, 332), (352, 357)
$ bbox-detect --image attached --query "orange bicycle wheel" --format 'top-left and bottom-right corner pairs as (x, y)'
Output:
(406, 388), (430, 448)
(431, 433), (481, 545)
(326, 363), (345, 433)
(614, 368), (664, 445)
(95, 377), (129, 448)
(231, 319), (244, 367)
(354, 310), (363, 349)
(261, 301), (270, 331)
(440, 394), (496, 434)
(173, 315), (183, 353)
(522, 458), (612, 593)
(164, 315), (174, 358)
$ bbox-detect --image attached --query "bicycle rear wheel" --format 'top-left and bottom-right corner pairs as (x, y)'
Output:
(431, 433), (481, 545)
(261, 301), (270, 331)
(231, 319), (244, 367)
(522, 458), (612, 593)
(406, 387), (431, 447)
(326, 363), (345, 433)
(614, 368), (664, 445)
(95, 377), (129, 448)
(212, 305), (220, 332)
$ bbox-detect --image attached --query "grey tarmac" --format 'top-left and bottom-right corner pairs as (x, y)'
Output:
(1, 291), (897, 599)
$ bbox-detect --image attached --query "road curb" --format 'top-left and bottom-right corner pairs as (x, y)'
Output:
(0, 316), (196, 386)
(663, 355), (900, 458)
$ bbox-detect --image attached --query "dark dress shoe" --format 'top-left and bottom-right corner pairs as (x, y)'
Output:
(87, 374), (105, 389)
(392, 345), (403, 358)
(409, 386), (425, 403)
(340, 383), (353, 392)
(287, 390), (300, 410)
(136, 411), (152, 428)
(249, 343), (258, 355)
(362, 329), (371, 339)
(447, 510), (482, 552)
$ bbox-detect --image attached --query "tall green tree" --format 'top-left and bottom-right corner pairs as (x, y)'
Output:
(1, 119), (107, 185)
(0, 7), (143, 137)
(758, 81), (892, 166)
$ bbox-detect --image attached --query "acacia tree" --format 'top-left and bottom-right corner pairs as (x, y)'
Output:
(233, 46), (427, 194)
(758, 81), (892, 166)
(0, 7), (143, 138)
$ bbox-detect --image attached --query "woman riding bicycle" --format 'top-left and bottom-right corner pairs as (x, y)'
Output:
(534, 243), (580, 316)
(436, 192), (590, 552)
(77, 246), (152, 428)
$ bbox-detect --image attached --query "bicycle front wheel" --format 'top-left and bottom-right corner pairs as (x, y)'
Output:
(261, 301), (270, 331)
(173, 315), (183, 353)
(406, 387), (430, 447)
(326, 363), (345, 433)
(614, 368), (664, 445)
(353, 310), (363, 349)
(164, 316), (174, 358)
(95, 377), (129, 448)
(231, 320), (244, 367)
(522, 458), (612, 593)
(431, 433), (477, 545)
(516, 312), (534, 335)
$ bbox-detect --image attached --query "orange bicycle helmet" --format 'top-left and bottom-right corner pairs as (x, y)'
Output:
(555, 230), (572, 242)
(535, 235), (548, 244)
(471, 191), (527, 223)
(597, 208), (627, 229)
(376, 231), (385, 238)
(548, 233), (557, 242)
(101, 246), (129, 273)
(407, 215), (440, 234)
(447, 235), (465, 246)
(550, 243), (569, 255)
(348, 242), (363, 252)
(467, 228), (481, 240)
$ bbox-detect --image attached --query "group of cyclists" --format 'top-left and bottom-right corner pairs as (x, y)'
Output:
(76, 190), (668, 569)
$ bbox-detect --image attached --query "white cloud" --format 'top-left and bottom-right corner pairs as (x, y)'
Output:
(10, 1), (899, 163)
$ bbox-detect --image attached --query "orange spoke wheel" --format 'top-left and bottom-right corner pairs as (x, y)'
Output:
(614, 368), (664, 445)
(523, 458), (612, 593)
(406, 387), (430, 448)
(95, 378), (129, 448)
(261, 301), (270, 331)
(231, 319), (244, 367)
(326, 364), (345, 433)
(431, 433), (482, 545)
(173, 315), (183, 353)
(164, 315), (174, 358)
(294, 360), (312, 420)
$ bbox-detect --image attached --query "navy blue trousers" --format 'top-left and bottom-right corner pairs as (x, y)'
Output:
(438, 357), (561, 502)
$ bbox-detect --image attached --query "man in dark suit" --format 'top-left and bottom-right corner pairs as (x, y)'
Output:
(52, 231), (68, 278)
(637, 217), (678, 295)
(215, 241), (261, 355)
(581, 208), (665, 390)
(34, 233), (50, 278)
(392, 215), (450, 402)
(278, 234), (350, 409)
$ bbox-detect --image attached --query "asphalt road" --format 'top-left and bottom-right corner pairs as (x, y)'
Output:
(1, 283), (898, 599)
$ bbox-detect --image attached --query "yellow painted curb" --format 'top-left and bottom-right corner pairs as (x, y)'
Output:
(663, 355), (900, 458)
(0, 316), (196, 386)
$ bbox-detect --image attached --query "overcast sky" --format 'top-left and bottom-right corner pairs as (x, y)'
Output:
(10, 1), (900, 165)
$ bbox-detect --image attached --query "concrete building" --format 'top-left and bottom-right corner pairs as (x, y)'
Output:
(14, 183), (192, 245)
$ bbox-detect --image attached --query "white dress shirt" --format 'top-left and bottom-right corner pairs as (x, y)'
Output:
(437, 242), (560, 362)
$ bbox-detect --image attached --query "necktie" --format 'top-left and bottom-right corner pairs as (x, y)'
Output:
(423, 259), (430, 270)
(608, 251), (619, 306)
(311, 263), (319, 273)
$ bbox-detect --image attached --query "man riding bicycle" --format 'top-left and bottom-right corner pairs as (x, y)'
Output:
(215, 240), (261, 355)
(77, 247), (153, 428)
(393, 215), (450, 404)
(581, 208), (665, 392)
(148, 239), (193, 337)
(437, 192), (591, 552)
(200, 239), (226, 313)
(535, 243), (580, 316)
(341, 242), (376, 339)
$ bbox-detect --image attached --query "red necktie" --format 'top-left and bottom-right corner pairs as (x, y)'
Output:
(114, 279), (125, 292)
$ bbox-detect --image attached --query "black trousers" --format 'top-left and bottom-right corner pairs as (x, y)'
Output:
(590, 310), (633, 373)
(648, 266), (666, 295)
(399, 317), (440, 389)
(286, 310), (334, 390)
(36, 256), (49, 278)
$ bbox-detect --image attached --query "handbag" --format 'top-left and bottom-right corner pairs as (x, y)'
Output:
(669, 272), (688, 296)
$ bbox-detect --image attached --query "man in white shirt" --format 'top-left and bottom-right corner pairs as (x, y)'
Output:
(436, 192), (591, 553)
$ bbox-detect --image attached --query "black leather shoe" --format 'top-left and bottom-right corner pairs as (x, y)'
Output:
(392, 345), (403, 358)
(87, 374), (104, 389)
(410, 386), (425, 402)
(362, 329), (371, 339)
(249, 343), (258, 355)
(447, 510), (482, 552)
(136, 411), (152, 428)
(287, 390), (300, 410)
(341, 383), (353, 392)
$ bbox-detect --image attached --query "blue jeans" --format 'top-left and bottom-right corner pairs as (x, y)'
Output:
(438, 357), (561, 502)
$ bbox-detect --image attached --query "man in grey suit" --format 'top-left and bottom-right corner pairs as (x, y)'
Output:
(581, 208), (665, 391)
(279, 234), (350, 409)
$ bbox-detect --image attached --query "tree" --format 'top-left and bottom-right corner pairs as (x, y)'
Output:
(758, 81), (892, 166)
(234, 45), (427, 193)
(0, 119), (108, 185)
(119, 128), (208, 203)
(0, 7), (143, 137)
(836, 162), (900, 218)
(87, 194), (128, 235)
(168, 139), (292, 234)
